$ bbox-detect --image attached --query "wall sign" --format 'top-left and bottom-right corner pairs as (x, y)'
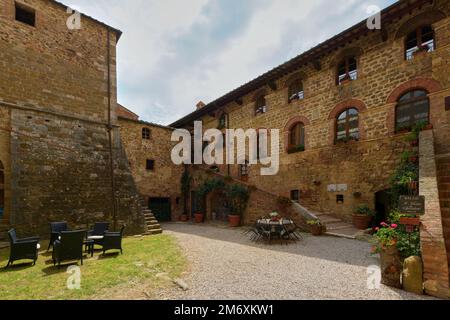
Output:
(399, 196), (425, 215)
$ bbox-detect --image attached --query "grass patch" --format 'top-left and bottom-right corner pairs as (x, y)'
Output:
(0, 234), (186, 300)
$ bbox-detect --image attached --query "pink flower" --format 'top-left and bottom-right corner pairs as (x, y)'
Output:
(391, 224), (398, 229)
(380, 222), (388, 227)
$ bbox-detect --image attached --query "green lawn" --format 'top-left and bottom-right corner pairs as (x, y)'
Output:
(0, 234), (186, 300)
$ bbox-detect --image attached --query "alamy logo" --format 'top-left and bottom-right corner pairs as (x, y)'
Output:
(367, 265), (381, 290)
(366, 5), (381, 30)
(66, 265), (81, 290)
(66, 6), (81, 30)
(171, 121), (280, 176)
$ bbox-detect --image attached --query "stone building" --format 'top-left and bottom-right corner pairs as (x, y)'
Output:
(170, 0), (450, 296)
(0, 0), (147, 236)
(117, 105), (184, 222)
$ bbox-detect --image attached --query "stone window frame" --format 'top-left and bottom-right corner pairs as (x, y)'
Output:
(142, 127), (151, 140)
(395, 89), (430, 132)
(283, 116), (310, 153)
(404, 25), (435, 60)
(288, 79), (304, 103)
(333, 47), (363, 86)
(290, 190), (300, 202)
(14, 1), (36, 28)
(328, 99), (367, 146)
(394, 10), (446, 61)
(146, 159), (155, 171)
(254, 91), (267, 116)
(386, 78), (442, 135)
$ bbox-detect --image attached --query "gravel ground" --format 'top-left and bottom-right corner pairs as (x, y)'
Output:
(157, 223), (433, 300)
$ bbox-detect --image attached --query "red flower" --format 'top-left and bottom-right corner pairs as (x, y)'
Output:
(391, 224), (398, 229)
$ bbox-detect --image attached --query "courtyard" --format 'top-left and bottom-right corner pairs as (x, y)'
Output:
(157, 223), (431, 300)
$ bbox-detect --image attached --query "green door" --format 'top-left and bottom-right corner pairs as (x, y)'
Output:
(149, 198), (171, 222)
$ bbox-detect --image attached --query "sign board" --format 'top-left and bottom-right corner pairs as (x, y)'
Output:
(399, 196), (425, 215)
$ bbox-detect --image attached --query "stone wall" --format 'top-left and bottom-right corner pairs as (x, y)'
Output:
(193, 2), (450, 221)
(0, 0), (145, 235)
(118, 117), (184, 221)
(419, 130), (449, 298)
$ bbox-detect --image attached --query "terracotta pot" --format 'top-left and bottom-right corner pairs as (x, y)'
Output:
(310, 225), (323, 236)
(180, 214), (188, 222)
(380, 246), (402, 289)
(194, 213), (204, 223)
(228, 215), (241, 227)
(353, 214), (372, 230)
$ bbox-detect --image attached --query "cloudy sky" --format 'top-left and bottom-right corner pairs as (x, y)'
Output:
(69, 0), (396, 125)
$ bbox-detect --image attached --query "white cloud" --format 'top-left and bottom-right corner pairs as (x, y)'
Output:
(67, 0), (395, 125)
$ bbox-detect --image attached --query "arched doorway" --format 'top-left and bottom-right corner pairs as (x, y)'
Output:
(0, 161), (4, 219)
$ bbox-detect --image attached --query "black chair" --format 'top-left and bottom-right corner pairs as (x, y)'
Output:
(52, 230), (86, 267)
(102, 225), (126, 255)
(48, 222), (69, 251)
(87, 222), (110, 246)
(6, 229), (40, 268)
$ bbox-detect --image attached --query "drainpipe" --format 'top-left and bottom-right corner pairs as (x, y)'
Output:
(106, 28), (117, 231)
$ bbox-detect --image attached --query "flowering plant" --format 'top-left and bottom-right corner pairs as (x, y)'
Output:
(270, 212), (280, 221)
(371, 222), (399, 253)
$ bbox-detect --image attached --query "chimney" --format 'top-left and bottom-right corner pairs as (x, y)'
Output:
(196, 101), (206, 110)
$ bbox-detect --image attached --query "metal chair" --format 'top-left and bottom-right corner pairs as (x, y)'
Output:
(87, 222), (110, 246)
(6, 229), (40, 268)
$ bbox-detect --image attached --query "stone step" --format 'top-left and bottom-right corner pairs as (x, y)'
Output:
(144, 229), (163, 236)
(146, 220), (159, 225)
(318, 216), (342, 224)
(326, 222), (355, 231)
(147, 224), (161, 230)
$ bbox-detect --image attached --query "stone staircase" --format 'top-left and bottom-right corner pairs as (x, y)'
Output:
(436, 155), (450, 270)
(311, 211), (360, 239)
(138, 198), (163, 236)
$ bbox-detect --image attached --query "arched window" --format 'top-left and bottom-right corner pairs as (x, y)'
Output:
(142, 128), (151, 140)
(288, 123), (305, 153)
(337, 56), (357, 85)
(288, 79), (304, 103)
(336, 108), (359, 142)
(255, 95), (267, 116)
(405, 25), (435, 60)
(395, 90), (429, 131)
(0, 161), (4, 219)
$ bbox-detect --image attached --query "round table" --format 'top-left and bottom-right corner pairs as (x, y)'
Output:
(256, 219), (295, 243)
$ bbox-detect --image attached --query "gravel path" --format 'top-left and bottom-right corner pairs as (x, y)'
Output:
(157, 223), (432, 300)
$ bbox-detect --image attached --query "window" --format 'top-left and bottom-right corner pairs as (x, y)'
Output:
(395, 90), (429, 131)
(336, 195), (344, 204)
(15, 2), (36, 27)
(290, 190), (300, 202)
(255, 95), (267, 115)
(289, 123), (305, 148)
(239, 160), (249, 178)
(337, 56), (357, 85)
(146, 160), (155, 171)
(288, 80), (304, 103)
(405, 26), (435, 60)
(142, 128), (151, 140)
(336, 108), (359, 143)
(218, 114), (226, 129)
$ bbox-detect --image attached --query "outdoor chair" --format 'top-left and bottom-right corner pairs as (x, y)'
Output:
(283, 220), (303, 241)
(102, 225), (126, 255)
(48, 222), (70, 251)
(6, 229), (40, 268)
(52, 230), (86, 267)
(87, 222), (110, 246)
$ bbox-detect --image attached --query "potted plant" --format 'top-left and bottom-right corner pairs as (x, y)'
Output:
(371, 223), (402, 288)
(307, 220), (324, 236)
(270, 212), (281, 222)
(226, 184), (250, 227)
(353, 205), (376, 230)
